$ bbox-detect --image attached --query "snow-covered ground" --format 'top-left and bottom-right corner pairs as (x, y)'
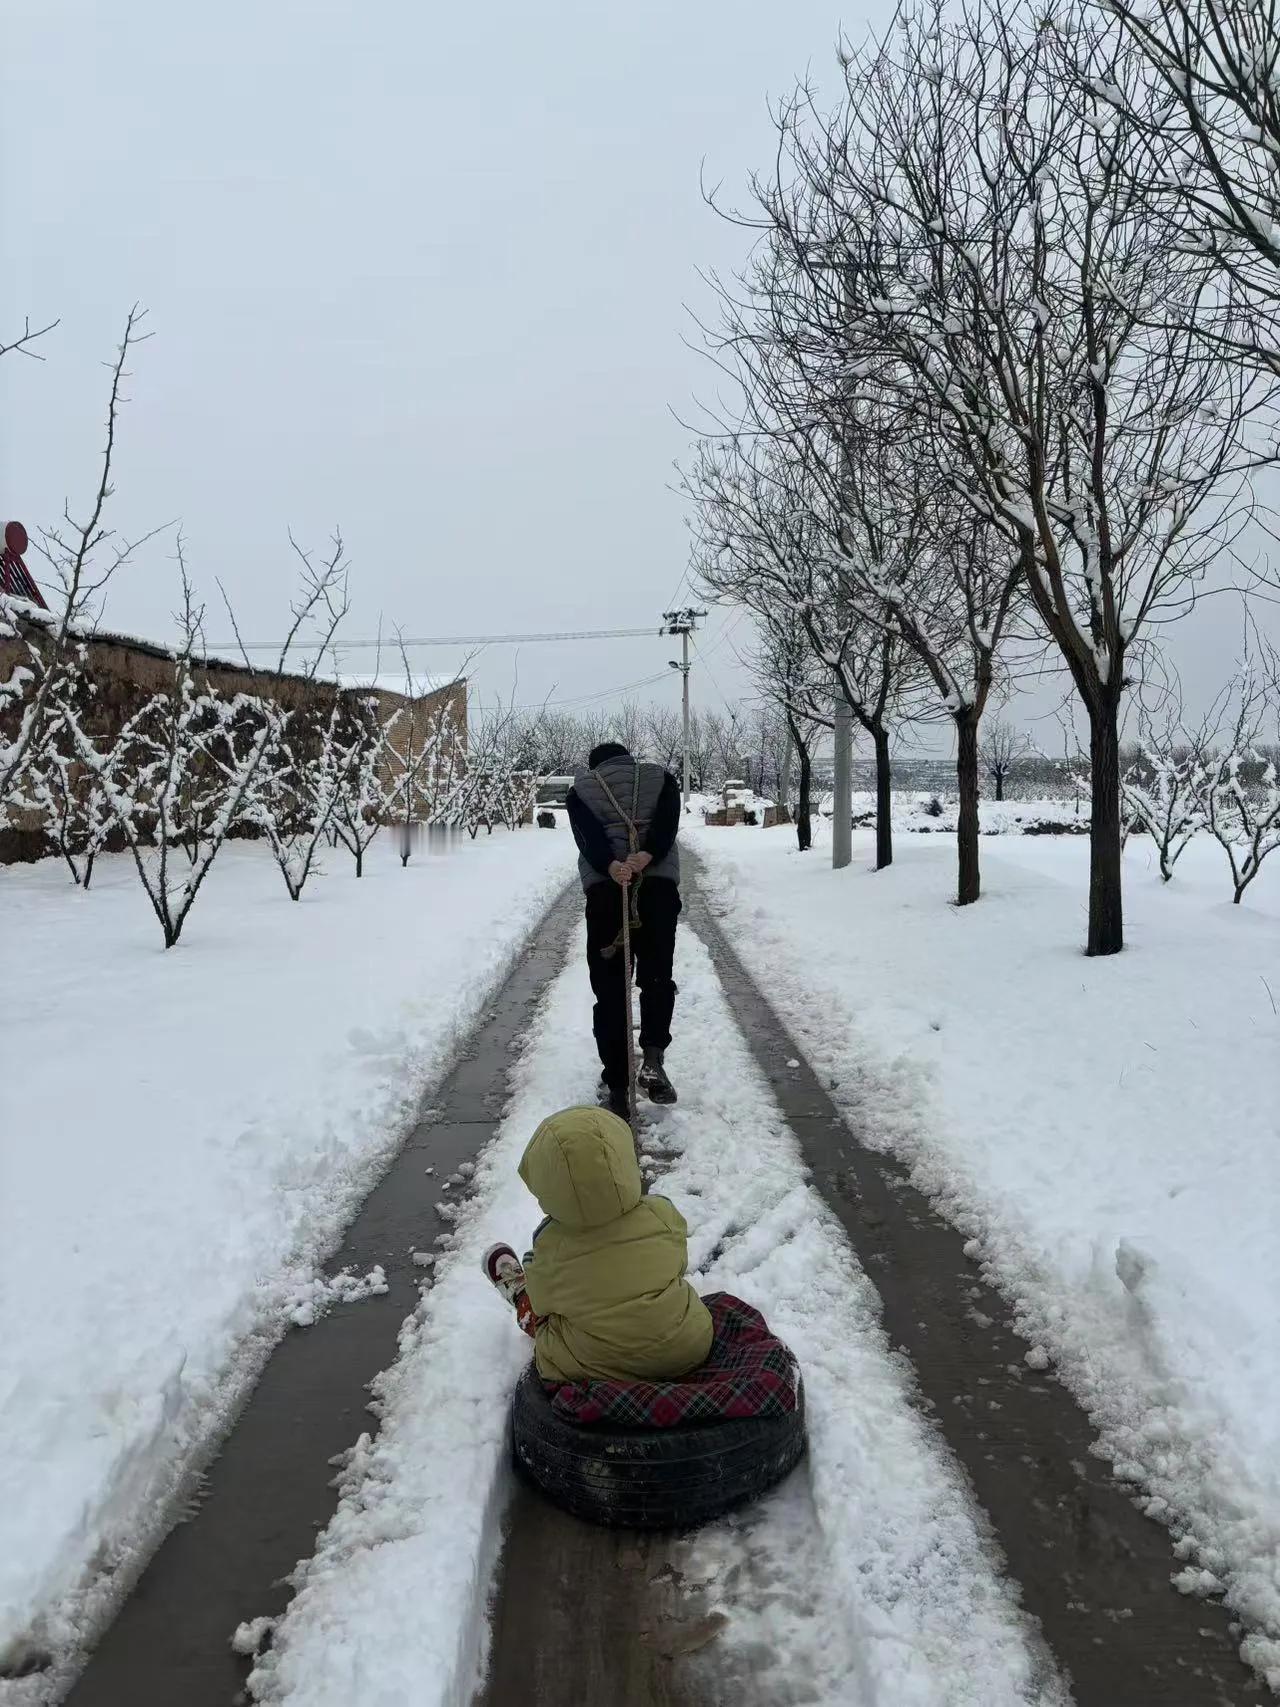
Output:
(691, 820), (1280, 1686)
(818, 790), (1089, 833)
(0, 833), (569, 1689)
(244, 921), (1063, 1707)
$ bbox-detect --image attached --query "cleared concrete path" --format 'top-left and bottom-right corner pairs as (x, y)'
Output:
(64, 889), (578, 1707)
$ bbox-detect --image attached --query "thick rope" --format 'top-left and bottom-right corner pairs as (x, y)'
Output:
(620, 879), (637, 1123)
(591, 765), (643, 1121)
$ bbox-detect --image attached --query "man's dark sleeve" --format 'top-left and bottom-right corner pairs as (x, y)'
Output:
(566, 787), (613, 876)
(641, 772), (681, 862)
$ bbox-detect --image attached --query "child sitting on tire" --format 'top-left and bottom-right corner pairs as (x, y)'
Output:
(483, 1104), (712, 1383)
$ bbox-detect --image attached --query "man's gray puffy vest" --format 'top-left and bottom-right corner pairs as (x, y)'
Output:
(574, 755), (681, 892)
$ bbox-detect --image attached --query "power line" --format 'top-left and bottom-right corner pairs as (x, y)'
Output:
(207, 624), (661, 653)
(663, 560), (692, 616)
(691, 632), (739, 720)
(696, 608), (746, 662)
(504, 668), (676, 713)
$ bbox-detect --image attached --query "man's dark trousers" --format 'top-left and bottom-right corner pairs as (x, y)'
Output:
(585, 875), (681, 1094)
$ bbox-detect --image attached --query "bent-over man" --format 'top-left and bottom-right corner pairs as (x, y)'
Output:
(565, 742), (682, 1120)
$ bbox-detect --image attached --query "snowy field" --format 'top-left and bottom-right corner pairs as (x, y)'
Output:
(0, 833), (568, 1689)
(691, 820), (1280, 1685)
(687, 787), (1091, 835)
(244, 921), (1063, 1707)
(852, 793), (1090, 834)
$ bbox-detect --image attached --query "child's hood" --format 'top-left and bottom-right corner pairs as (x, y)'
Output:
(519, 1106), (642, 1230)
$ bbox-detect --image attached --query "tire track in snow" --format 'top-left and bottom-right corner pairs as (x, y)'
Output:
(632, 918), (1063, 1707)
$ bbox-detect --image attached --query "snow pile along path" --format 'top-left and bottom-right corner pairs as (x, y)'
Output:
(243, 926), (605, 1707)
(0, 833), (568, 1688)
(639, 929), (1062, 1707)
(691, 824), (1280, 1686)
(247, 921), (1060, 1707)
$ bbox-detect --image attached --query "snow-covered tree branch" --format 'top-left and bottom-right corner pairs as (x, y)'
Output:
(1, 306), (160, 811)
(703, 0), (1280, 949)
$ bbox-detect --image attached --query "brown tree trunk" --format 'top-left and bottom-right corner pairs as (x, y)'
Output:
(994, 768), (1005, 802)
(956, 711), (980, 906)
(873, 725), (892, 870)
(1087, 702), (1124, 956)
(796, 746), (812, 852)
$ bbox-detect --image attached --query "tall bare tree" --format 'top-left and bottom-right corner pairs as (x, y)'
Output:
(736, 0), (1278, 949)
(752, 608), (828, 850)
(686, 435), (923, 868)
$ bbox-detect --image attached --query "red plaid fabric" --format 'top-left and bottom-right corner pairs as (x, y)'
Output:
(544, 1293), (800, 1428)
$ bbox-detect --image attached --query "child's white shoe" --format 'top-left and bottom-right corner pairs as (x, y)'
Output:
(482, 1242), (527, 1305)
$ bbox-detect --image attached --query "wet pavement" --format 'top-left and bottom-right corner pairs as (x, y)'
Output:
(63, 888), (578, 1707)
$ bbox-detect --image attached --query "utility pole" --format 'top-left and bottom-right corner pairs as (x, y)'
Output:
(663, 607), (706, 807)
(832, 695), (853, 870)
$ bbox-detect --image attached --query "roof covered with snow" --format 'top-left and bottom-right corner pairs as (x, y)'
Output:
(336, 670), (461, 697)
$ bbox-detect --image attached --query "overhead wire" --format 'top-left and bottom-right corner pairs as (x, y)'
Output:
(690, 632), (741, 720)
(695, 608), (746, 662)
(479, 667), (678, 716)
(207, 624), (661, 654)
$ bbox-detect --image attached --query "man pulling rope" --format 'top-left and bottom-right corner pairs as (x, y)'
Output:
(566, 741), (682, 1123)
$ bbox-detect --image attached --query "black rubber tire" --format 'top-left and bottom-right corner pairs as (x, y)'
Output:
(510, 1364), (807, 1530)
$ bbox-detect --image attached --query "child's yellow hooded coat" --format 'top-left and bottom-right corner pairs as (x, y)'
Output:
(518, 1106), (713, 1384)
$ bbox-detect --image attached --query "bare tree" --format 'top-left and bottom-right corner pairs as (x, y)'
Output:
(610, 698), (650, 757)
(682, 706), (716, 791)
(1, 307), (160, 806)
(736, 2), (1278, 949)
(528, 709), (593, 775)
(686, 435), (923, 868)
(981, 715), (1035, 803)
(1202, 647), (1280, 903)
(808, 416), (1023, 902)
(1122, 707), (1211, 881)
(1102, 0), (1280, 384)
(382, 642), (469, 864)
(248, 693), (349, 901)
(752, 609), (827, 850)
(17, 645), (118, 886)
(462, 698), (539, 835)
(646, 704), (683, 771)
(710, 703), (746, 783)
(331, 692), (386, 876)
(67, 535), (351, 946)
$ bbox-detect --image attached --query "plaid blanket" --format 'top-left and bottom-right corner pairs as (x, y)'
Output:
(545, 1293), (800, 1428)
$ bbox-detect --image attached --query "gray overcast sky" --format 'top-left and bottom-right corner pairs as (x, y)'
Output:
(3, 0), (879, 723)
(3, 0), (1272, 756)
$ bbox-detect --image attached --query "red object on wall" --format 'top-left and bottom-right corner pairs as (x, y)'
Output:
(1, 521), (47, 608)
